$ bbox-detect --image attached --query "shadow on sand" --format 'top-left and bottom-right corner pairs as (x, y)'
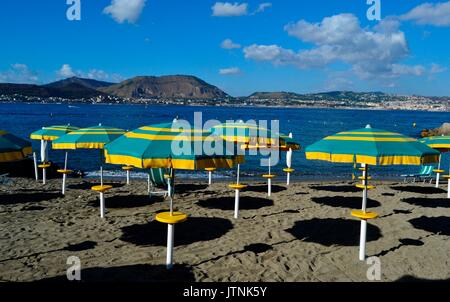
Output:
(174, 184), (208, 194)
(286, 218), (382, 247)
(88, 194), (161, 209)
(120, 217), (233, 246)
(311, 196), (381, 209)
(35, 264), (195, 282)
(0, 192), (62, 205)
(67, 182), (124, 190)
(402, 198), (450, 209)
(309, 185), (360, 193)
(390, 186), (446, 194)
(196, 196), (273, 211)
(409, 216), (450, 236)
(242, 185), (287, 194)
(396, 275), (450, 282)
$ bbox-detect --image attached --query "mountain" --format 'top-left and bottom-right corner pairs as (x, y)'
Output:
(99, 75), (229, 99)
(248, 92), (302, 100)
(0, 77), (110, 99)
(45, 77), (114, 90)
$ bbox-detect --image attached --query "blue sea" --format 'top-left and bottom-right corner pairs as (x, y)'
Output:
(0, 102), (448, 181)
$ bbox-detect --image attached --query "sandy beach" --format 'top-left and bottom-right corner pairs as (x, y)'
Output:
(1, 176), (450, 282)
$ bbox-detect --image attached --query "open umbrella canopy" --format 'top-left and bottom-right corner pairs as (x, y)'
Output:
(305, 125), (439, 166)
(420, 136), (450, 152)
(30, 125), (79, 141)
(0, 130), (32, 162)
(52, 125), (125, 150)
(104, 122), (244, 170)
(211, 122), (300, 150)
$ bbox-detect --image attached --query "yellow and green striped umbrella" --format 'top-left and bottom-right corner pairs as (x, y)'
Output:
(420, 136), (450, 153)
(0, 130), (32, 162)
(104, 122), (244, 170)
(305, 125), (440, 262)
(211, 122), (300, 150)
(30, 125), (79, 141)
(306, 125), (439, 166)
(52, 125), (125, 150)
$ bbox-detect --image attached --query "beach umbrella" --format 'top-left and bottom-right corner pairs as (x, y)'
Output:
(0, 130), (32, 163)
(420, 135), (450, 195)
(305, 125), (440, 261)
(212, 122), (300, 202)
(30, 125), (79, 184)
(104, 121), (243, 269)
(52, 124), (125, 197)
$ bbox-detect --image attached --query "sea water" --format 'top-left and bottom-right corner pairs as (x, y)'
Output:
(0, 102), (448, 181)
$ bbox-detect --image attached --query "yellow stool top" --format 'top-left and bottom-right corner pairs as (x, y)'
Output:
(262, 174), (276, 179)
(57, 169), (73, 174)
(205, 168), (216, 172)
(91, 185), (113, 193)
(442, 175), (450, 179)
(351, 210), (378, 220)
(433, 169), (445, 173)
(229, 184), (248, 190)
(38, 163), (51, 168)
(283, 168), (295, 173)
(358, 176), (372, 180)
(155, 211), (188, 224)
(122, 166), (134, 171)
(355, 184), (376, 190)
(358, 168), (366, 171)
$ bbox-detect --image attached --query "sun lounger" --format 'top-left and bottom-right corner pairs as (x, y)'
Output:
(401, 165), (434, 183)
(0, 173), (10, 185)
(148, 168), (174, 199)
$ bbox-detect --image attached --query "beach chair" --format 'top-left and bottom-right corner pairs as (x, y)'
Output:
(401, 165), (434, 183)
(148, 168), (174, 199)
(0, 173), (10, 185)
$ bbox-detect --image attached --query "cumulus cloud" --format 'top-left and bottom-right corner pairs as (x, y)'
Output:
(212, 2), (248, 17)
(56, 64), (123, 82)
(244, 14), (426, 80)
(401, 1), (450, 26)
(254, 2), (272, 14)
(0, 64), (39, 84)
(58, 64), (76, 78)
(430, 63), (447, 74)
(103, 0), (146, 24)
(219, 67), (241, 75)
(221, 38), (241, 49)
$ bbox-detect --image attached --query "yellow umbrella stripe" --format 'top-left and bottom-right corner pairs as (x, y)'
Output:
(337, 131), (401, 135)
(30, 134), (60, 140)
(324, 136), (416, 142)
(0, 147), (33, 162)
(140, 126), (210, 133)
(52, 142), (107, 149)
(68, 131), (125, 135)
(125, 132), (218, 141)
(306, 151), (439, 165)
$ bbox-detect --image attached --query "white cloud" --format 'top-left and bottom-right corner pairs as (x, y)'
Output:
(401, 1), (450, 26)
(430, 63), (447, 74)
(58, 64), (76, 78)
(212, 2), (248, 17)
(219, 67), (241, 75)
(244, 14), (426, 80)
(254, 2), (272, 14)
(0, 64), (39, 84)
(221, 38), (241, 49)
(103, 0), (146, 24)
(56, 64), (123, 82)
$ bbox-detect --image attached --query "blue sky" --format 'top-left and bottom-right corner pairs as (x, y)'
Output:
(1, 0), (450, 96)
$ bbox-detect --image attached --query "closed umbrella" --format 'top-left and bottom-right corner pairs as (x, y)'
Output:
(306, 125), (439, 261)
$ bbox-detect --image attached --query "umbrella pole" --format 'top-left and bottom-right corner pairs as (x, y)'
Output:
(436, 155), (442, 188)
(33, 152), (38, 181)
(147, 173), (151, 193)
(99, 149), (104, 186)
(62, 152), (68, 195)
(268, 157), (272, 197)
(359, 164), (368, 261)
(208, 171), (212, 185)
(166, 224), (174, 269)
(234, 164), (241, 219)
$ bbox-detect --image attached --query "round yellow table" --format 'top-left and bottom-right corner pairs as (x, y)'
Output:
(57, 169), (73, 195)
(205, 168), (216, 185)
(38, 163), (51, 185)
(91, 185), (113, 218)
(155, 211), (188, 269)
